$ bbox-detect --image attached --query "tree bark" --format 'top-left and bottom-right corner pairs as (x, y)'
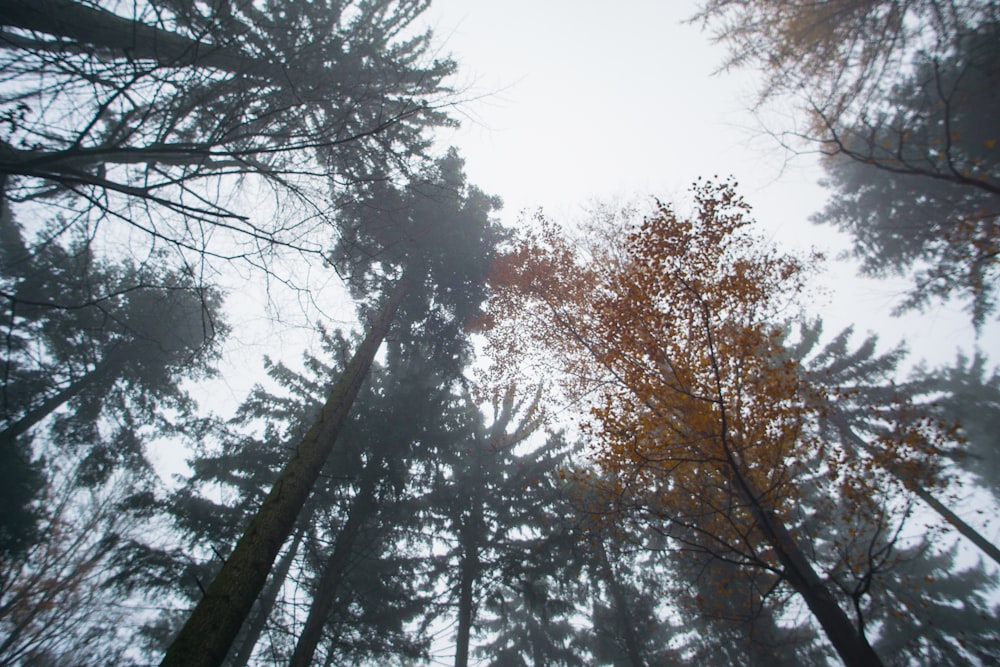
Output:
(758, 504), (882, 667)
(160, 276), (410, 667)
(225, 526), (305, 667)
(454, 516), (481, 667)
(728, 463), (884, 667)
(0, 142), (248, 181)
(0, 350), (123, 444)
(287, 455), (383, 667)
(0, 0), (248, 71)
(594, 539), (647, 667)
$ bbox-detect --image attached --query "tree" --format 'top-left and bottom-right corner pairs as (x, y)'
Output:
(160, 274), (407, 667)
(478, 181), (953, 666)
(0, 456), (156, 665)
(0, 208), (224, 566)
(811, 21), (1000, 323)
(286, 349), (461, 667)
(0, 430), (42, 559)
(427, 383), (564, 667)
(572, 482), (682, 667)
(861, 539), (1000, 665)
(0, 215), (224, 443)
(161, 152), (502, 667)
(917, 352), (1000, 500)
(0, 0), (457, 282)
(665, 529), (826, 666)
(693, 0), (997, 122)
(149, 326), (435, 666)
(695, 2), (1000, 323)
(793, 322), (1000, 566)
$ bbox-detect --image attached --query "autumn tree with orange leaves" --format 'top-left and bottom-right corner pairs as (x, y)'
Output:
(476, 179), (952, 667)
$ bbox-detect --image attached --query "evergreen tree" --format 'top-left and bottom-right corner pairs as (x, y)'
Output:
(665, 537), (825, 666)
(0, 210), (224, 559)
(795, 321), (1000, 566)
(581, 506), (680, 666)
(162, 151), (503, 666)
(916, 353), (1000, 500)
(0, 0), (458, 275)
(425, 383), (554, 667)
(150, 328), (436, 665)
(790, 321), (1000, 664)
(812, 20), (1000, 324)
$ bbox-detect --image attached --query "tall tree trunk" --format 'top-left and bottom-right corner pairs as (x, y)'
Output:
(288, 455), (383, 667)
(705, 336), (883, 666)
(454, 520), (481, 667)
(526, 589), (549, 667)
(0, 350), (122, 444)
(454, 429), (485, 667)
(453, 384), (541, 667)
(225, 525), (305, 667)
(160, 276), (410, 667)
(727, 458), (884, 667)
(594, 539), (646, 667)
(759, 504), (882, 667)
(831, 413), (1000, 567)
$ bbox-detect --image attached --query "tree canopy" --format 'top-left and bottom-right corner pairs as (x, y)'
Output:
(3, 3), (999, 666)
(476, 180), (970, 666)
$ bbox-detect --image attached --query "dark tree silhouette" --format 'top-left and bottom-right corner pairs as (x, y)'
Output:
(161, 152), (502, 667)
(0, 0), (458, 282)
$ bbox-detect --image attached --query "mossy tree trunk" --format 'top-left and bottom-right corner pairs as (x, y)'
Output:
(160, 276), (410, 667)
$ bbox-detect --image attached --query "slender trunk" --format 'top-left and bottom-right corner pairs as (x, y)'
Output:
(454, 523), (480, 667)
(526, 591), (548, 667)
(321, 642), (337, 667)
(703, 316), (882, 666)
(453, 388), (542, 667)
(0, 351), (121, 444)
(288, 456), (383, 667)
(832, 413), (1000, 567)
(226, 526), (305, 667)
(160, 276), (410, 667)
(594, 540), (646, 667)
(909, 484), (1000, 564)
(729, 463), (883, 667)
(454, 434), (486, 667)
(759, 505), (882, 666)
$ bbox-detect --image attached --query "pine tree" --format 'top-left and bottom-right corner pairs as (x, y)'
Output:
(0, 0), (458, 272)
(162, 152), (503, 666)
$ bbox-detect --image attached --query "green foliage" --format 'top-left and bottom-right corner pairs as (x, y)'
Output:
(331, 149), (506, 378)
(868, 540), (1000, 666)
(0, 429), (43, 559)
(0, 210), (225, 578)
(151, 328), (469, 663)
(477, 570), (586, 667)
(790, 322), (1000, 664)
(0, 213), (225, 439)
(441, 422), (585, 666)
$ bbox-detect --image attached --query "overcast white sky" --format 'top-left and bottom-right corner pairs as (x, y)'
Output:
(417, 0), (997, 369)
